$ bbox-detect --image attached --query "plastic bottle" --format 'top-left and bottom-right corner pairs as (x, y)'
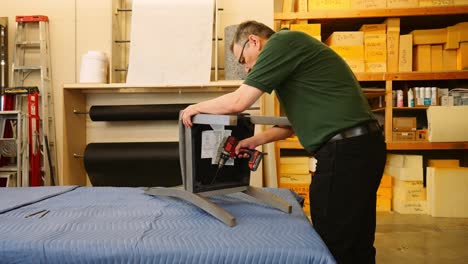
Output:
(407, 89), (414, 107)
(431, 87), (437, 106)
(414, 87), (419, 105)
(419, 87), (425, 106)
(424, 87), (431, 106)
(397, 90), (404, 107)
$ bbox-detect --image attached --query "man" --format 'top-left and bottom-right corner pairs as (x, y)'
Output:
(181, 20), (386, 263)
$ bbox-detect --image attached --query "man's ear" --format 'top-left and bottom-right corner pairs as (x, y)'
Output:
(248, 35), (262, 51)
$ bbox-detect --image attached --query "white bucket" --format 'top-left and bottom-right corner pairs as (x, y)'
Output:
(79, 51), (108, 83)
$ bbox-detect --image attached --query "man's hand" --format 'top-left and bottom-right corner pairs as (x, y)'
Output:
(235, 137), (259, 158)
(180, 104), (200, 127)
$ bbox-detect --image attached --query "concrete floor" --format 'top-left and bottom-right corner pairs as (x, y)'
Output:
(375, 212), (468, 263)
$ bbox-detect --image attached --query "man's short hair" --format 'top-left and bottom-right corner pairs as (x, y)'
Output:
(230, 20), (275, 52)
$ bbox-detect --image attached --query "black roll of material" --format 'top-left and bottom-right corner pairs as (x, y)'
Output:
(84, 142), (182, 187)
(89, 104), (191, 121)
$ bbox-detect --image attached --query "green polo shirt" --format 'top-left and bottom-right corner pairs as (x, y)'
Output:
(244, 29), (375, 153)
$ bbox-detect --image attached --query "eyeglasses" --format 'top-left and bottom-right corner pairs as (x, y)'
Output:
(238, 39), (249, 64)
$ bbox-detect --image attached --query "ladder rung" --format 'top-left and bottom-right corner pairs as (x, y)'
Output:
(16, 41), (40, 46)
(0, 166), (19, 172)
(14, 66), (41, 70)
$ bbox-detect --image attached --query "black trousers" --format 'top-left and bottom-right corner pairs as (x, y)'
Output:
(309, 132), (386, 264)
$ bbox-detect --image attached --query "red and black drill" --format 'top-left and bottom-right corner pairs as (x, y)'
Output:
(216, 136), (263, 173)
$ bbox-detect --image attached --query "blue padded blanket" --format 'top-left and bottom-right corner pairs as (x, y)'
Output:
(0, 187), (335, 264)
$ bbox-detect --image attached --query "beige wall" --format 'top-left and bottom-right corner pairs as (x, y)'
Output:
(1, 0), (275, 186)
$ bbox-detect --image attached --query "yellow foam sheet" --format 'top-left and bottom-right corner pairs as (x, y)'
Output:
(126, 0), (214, 85)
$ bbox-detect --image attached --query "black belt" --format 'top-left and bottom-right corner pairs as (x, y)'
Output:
(327, 121), (381, 144)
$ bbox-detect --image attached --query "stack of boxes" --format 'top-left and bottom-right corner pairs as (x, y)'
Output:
(376, 174), (392, 211)
(384, 154), (427, 214)
(362, 24), (388, 72)
(278, 156), (313, 216)
(325, 32), (365, 72)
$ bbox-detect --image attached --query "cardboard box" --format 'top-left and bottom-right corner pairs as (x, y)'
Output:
(290, 24), (321, 38)
(385, 18), (400, 33)
(443, 49), (457, 70)
(380, 174), (393, 188)
(344, 59), (365, 72)
(446, 23), (468, 49)
(377, 187), (392, 199)
(360, 24), (386, 34)
(427, 167), (468, 217)
(457, 42), (468, 70)
(393, 179), (426, 202)
(365, 49), (387, 62)
(411, 28), (447, 45)
(399, 34), (413, 72)
(413, 45), (431, 71)
(419, 0), (454, 6)
(330, 45), (364, 59)
(350, 0), (386, 9)
(431, 45), (443, 71)
(308, 0), (350, 9)
(393, 131), (416, 141)
(427, 159), (460, 168)
(387, 31), (400, 72)
(296, 0), (309, 12)
(325, 31), (364, 46)
(393, 117), (417, 131)
(387, 0), (419, 8)
(427, 106), (468, 142)
(386, 154), (423, 169)
(280, 156), (311, 174)
(376, 198), (392, 211)
(279, 174), (311, 184)
(393, 200), (428, 214)
(365, 62), (386, 72)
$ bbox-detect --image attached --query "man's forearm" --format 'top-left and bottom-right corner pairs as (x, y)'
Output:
(251, 126), (294, 146)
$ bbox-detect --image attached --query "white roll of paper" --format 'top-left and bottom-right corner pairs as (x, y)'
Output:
(126, 0), (214, 85)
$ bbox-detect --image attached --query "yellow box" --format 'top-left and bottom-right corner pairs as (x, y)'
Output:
(385, 18), (400, 32)
(365, 49), (387, 62)
(380, 174), (393, 188)
(282, 0), (295, 12)
(350, 0), (386, 9)
(309, 0), (350, 9)
(427, 159), (460, 168)
(331, 45), (364, 59)
(411, 28), (447, 45)
(296, 0), (309, 12)
(457, 42), (468, 70)
(360, 24), (386, 34)
(443, 49), (457, 70)
(376, 198), (392, 211)
(431, 45), (443, 71)
(399, 34), (413, 72)
(454, 0), (468, 6)
(419, 0), (454, 6)
(387, 0), (419, 8)
(344, 59), (365, 72)
(387, 31), (400, 72)
(325, 31), (364, 46)
(365, 62), (387, 72)
(377, 187), (392, 199)
(280, 156), (311, 174)
(280, 173), (311, 184)
(290, 23), (321, 38)
(413, 45), (431, 71)
(364, 34), (387, 49)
